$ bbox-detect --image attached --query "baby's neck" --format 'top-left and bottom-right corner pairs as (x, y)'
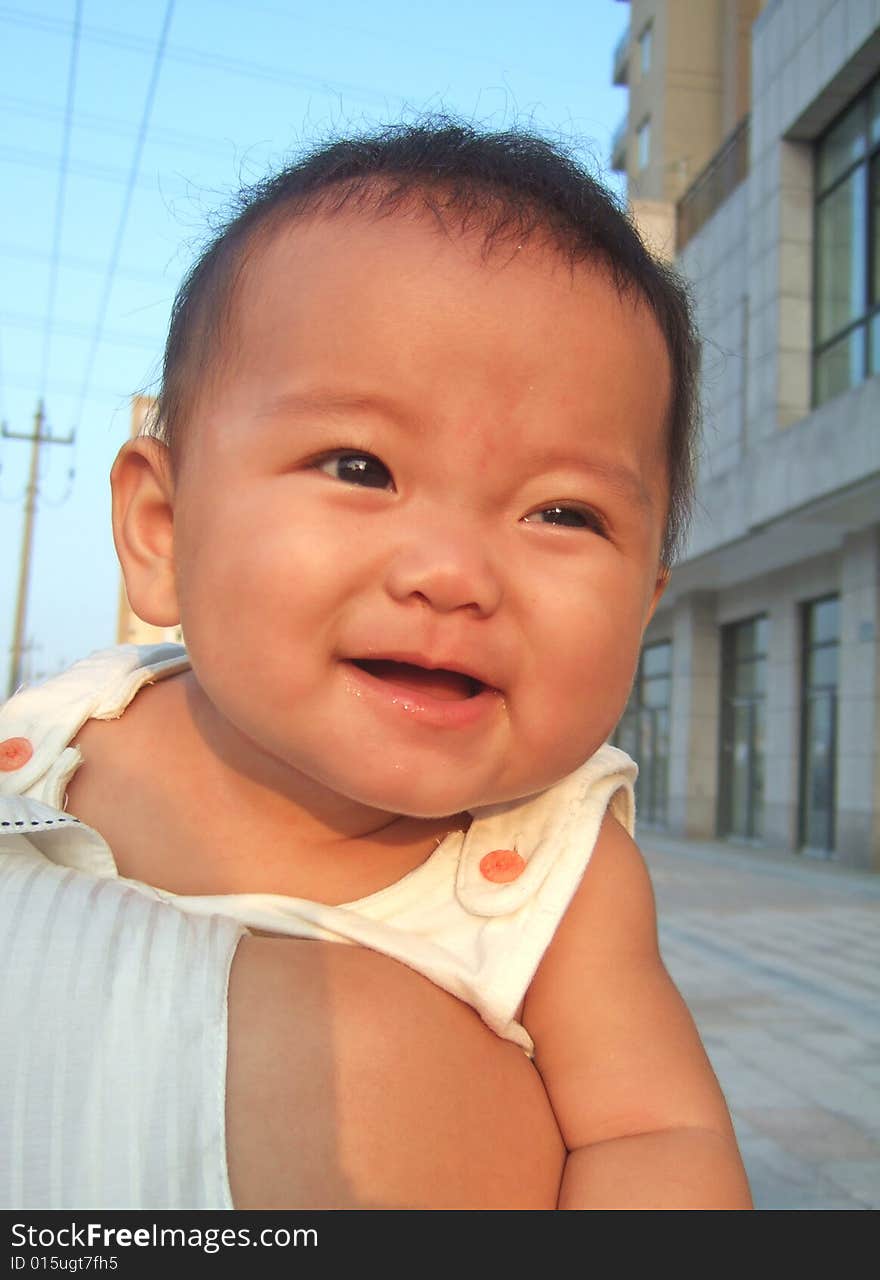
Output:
(68, 670), (468, 904)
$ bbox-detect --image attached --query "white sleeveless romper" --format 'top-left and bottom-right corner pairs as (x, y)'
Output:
(0, 645), (637, 1209)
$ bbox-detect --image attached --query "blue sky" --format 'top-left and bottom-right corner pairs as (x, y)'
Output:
(0, 0), (629, 686)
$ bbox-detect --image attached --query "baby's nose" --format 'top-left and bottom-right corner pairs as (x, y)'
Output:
(384, 525), (503, 617)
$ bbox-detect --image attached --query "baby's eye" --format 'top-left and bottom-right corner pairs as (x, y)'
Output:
(523, 505), (607, 534)
(315, 451), (394, 490)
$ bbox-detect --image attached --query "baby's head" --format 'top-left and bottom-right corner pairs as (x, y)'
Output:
(113, 121), (701, 817)
(153, 121), (699, 566)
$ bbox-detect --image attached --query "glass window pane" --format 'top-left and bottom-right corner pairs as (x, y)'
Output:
(753, 656), (767, 697)
(803, 694), (834, 850)
(872, 158), (880, 306)
(734, 661), (756, 698)
(754, 616), (769, 656)
(733, 616), (767, 661)
(818, 100), (866, 191)
(720, 623), (766, 841)
(871, 82), (880, 146)
(640, 23), (652, 75)
(642, 675), (670, 709)
(734, 655), (766, 698)
(637, 117), (651, 170)
(809, 597), (839, 645)
(642, 641), (670, 678)
(816, 169), (867, 343)
(615, 710), (639, 759)
(751, 700), (765, 839)
(734, 621), (754, 661)
(808, 644), (839, 688)
(656, 706), (668, 774)
(871, 312), (880, 376)
(729, 704), (752, 838)
(640, 707), (669, 825)
(815, 327), (864, 404)
(639, 712), (654, 777)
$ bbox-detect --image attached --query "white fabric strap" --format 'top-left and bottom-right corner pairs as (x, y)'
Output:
(0, 645), (189, 802)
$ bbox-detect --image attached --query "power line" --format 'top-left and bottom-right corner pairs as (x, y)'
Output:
(2, 372), (146, 404)
(0, 241), (168, 286)
(209, 0), (591, 91)
(0, 92), (240, 159)
(1, 0), (593, 99)
(0, 329), (25, 505)
(0, 142), (193, 193)
(0, 5), (405, 111)
(73, 0), (175, 434)
(1, 310), (161, 352)
(5, 2), (83, 675)
(38, 0), (82, 401)
(3, 402), (75, 697)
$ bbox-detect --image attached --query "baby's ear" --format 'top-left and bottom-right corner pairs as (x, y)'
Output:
(645, 566), (670, 625)
(111, 436), (179, 626)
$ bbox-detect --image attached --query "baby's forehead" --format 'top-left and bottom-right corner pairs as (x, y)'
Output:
(239, 201), (565, 286)
(230, 202), (658, 348)
(206, 209), (668, 442)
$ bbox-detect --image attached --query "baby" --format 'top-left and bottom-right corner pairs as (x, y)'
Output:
(0, 122), (751, 1209)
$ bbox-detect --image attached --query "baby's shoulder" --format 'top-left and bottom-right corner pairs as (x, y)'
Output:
(0, 643), (189, 800)
(535, 811), (656, 965)
(0, 645), (191, 880)
(521, 812), (661, 1051)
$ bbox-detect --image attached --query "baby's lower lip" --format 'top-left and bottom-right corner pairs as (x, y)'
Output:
(342, 660), (500, 728)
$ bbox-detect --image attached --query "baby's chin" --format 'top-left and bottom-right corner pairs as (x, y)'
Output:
(342, 766), (587, 822)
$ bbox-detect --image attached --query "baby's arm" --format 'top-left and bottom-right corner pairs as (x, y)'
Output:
(522, 814), (752, 1210)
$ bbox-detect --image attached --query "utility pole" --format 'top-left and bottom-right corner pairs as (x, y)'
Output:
(4, 401), (75, 697)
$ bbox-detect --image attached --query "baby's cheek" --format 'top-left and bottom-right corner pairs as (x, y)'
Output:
(546, 630), (638, 741)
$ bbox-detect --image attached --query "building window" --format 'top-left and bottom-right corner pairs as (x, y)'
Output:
(639, 22), (652, 76)
(813, 76), (880, 406)
(615, 640), (671, 826)
(719, 616), (768, 841)
(799, 596), (839, 855)
(637, 117), (651, 171)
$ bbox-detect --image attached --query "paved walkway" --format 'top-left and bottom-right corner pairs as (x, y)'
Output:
(640, 832), (880, 1211)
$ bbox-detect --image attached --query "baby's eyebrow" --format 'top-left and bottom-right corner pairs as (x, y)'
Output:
(256, 388), (410, 426)
(524, 451), (657, 515)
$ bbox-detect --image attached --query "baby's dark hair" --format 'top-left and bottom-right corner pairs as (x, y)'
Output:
(152, 118), (701, 564)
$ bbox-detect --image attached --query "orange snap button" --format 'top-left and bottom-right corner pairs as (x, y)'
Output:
(0, 737), (33, 771)
(479, 849), (526, 884)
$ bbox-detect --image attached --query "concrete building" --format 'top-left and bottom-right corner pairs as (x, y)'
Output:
(611, 0), (762, 257)
(611, 0), (880, 870)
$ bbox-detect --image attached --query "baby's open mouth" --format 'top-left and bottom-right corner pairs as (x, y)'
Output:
(350, 659), (483, 701)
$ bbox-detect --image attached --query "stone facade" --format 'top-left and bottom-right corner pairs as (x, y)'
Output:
(615, 0), (880, 869)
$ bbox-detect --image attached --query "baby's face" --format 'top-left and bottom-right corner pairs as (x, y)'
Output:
(169, 209), (671, 818)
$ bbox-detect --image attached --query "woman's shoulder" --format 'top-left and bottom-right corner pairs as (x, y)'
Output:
(0, 849), (244, 1210)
